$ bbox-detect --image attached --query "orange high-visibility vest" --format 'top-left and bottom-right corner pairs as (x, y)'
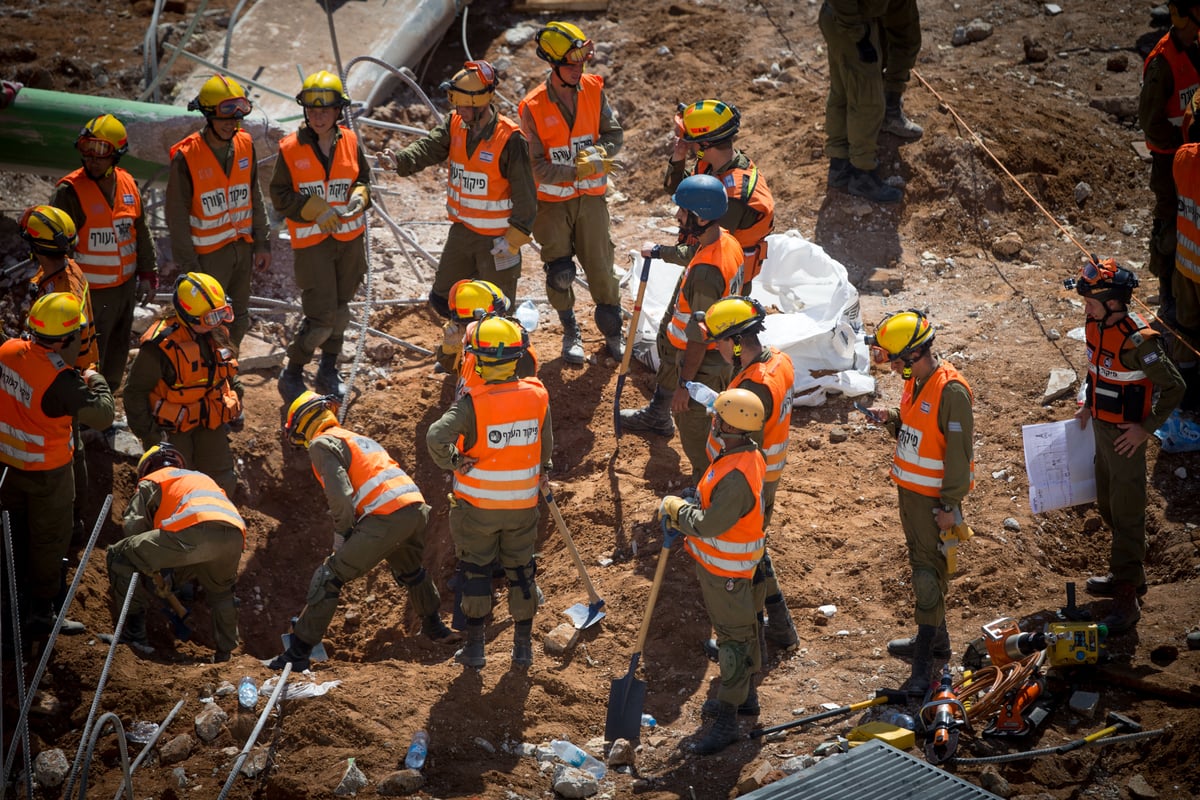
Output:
(1173, 144), (1200, 284)
(453, 378), (548, 510)
(171, 130), (254, 253)
(666, 229), (744, 351)
(696, 158), (775, 284)
(1084, 314), (1158, 424)
(685, 447), (766, 579)
(32, 259), (99, 371)
(140, 319), (241, 432)
(706, 348), (793, 482)
(445, 113), (518, 236)
(146, 467), (245, 543)
(0, 338), (74, 471)
(278, 126), (366, 248)
(312, 426), (424, 521)
(520, 74), (607, 201)
(1144, 32), (1200, 154)
(59, 167), (141, 287)
(891, 362), (975, 497)
(456, 342), (540, 401)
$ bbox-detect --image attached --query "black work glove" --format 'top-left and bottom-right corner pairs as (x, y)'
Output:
(856, 29), (878, 64)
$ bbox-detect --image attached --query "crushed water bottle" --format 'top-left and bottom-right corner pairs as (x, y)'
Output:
(876, 709), (916, 731)
(237, 676), (258, 710)
(641, 713), (657, 728)
(685, 381), (719, 412)
(404, 729), (429, 770)
(550, 739), (606, 779)
(514, 299), (540, 332)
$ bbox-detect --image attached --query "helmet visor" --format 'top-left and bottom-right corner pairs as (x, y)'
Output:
(77, 137), (116, 158)
(299, 87), (344, 108)
(213, 96), (252, 119)
(563, 38), (595, 64)
(199, 304), (235, 330)
(465, 60), (496, 84)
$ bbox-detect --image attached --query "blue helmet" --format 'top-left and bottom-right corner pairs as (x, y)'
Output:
(672, 173), (728, 221)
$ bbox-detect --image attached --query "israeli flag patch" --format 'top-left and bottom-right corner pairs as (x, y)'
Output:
(1142, 352), (1159, 365)
(238, 157), (250, 169)
(480, 151), (495, 163)
(122, 193), (134, 204)
(948, 421), (963, 433)
(920, 401), (931, 413)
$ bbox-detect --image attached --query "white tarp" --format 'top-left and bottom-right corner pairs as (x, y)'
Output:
(628, 230), (874, 406)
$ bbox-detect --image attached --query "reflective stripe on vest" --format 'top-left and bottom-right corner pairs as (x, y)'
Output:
(520, 74), (607, 202)
(60, 168), (142, 287)
(446, 113), (517, 235)
(698, 159), (775, 284)
(666, 230), (745, 351)
(140, 319), (241, 432)
(453, 378), (548, 509)
(891, 362), (975, 497)
(312, 426), (424, 521)
(0, 338), (74, 471)
(279, 127), (367, 248)
(171, 130), (254, 253)
(685, 448), (766, 579)
(1144, 33), (1200, 154)
(33, 259), (99, 371)
(148, 467), (246, 541)
(1174, 144), (1200, 283)
(705, 348), (794, 480)
(1085, 314), (1157, 424)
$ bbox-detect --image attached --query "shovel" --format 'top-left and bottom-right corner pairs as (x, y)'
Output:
(748, 690), (910, 739)
(605, 527), (673, 743)
(541, 486), (606, 629)
(613, 254), (653, 439)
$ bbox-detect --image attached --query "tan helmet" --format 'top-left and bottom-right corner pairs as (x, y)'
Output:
(535, 21), (594, 66)
(296, 70), (350, 109)
(714, 387), (764, 432)
(284, 390), (339, 448)
(441, 61), (498, 109)
(26, 292), (83, 341)
(19, 205), (78, 256)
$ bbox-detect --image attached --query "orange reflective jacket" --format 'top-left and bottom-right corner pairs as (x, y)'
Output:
(171, 130), (254, 253)
(685, 447), (766, 579)
(891, 362), (975, 497)
(0, 338), (74, 471)
(59, 167), (141, 287)
(706, 348), (793, 482)
(32, 259), (99, 371)
(1084, 314), (1158, 424)
(666, 229), (744, 351)
(1174, 144), (1200, 283)
(278, 126), (366, 248)
(146, 467), (245, 542)
(140, 319), (241, 432)
(696, 158), (775, 284)
(520, 74), (607, 201)
(1144, 33), (1200, 155)
(312, 426), (424, 520)
(454, 378), (548, 510)
(446, 113), (519, 236)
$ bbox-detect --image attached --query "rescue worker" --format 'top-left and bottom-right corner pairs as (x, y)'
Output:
(863, 310), (973, 693)
(269, 392), (460, 670)
(106, 444), (244, 661)
(659, 388), (767, 755)
(1070, 260), (1184, 632)
(820, 0), (903, 203)
(124, 273), (243, 497)
(426, 316), (554, 670)
(1139, 0), (1200, 326)
(664, 100), (775, 294)
(440, 278), (538, 401)
(880, 0), (924, 141)
(519, 22), (626, 364)
(699, 296), (798, 652)
(272, 71), (373, 404)
(0, 293), (113, 639)
(1170, 93), (1200, 411)
(166, 74), (271, 348)
(620, 174), (743, 481)
(51, 113), (159, 391)
(378, 61), (536, 320)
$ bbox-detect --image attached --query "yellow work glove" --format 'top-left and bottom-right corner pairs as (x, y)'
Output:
(300, 195), (339, 234)
(341, 184), (370, 217)
(658, 495), (687, 527)
(499, 225), (532, 256)
(574, 145), (615, 180)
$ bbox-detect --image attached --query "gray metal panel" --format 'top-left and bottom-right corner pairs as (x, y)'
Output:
(739, 740), (1002, 800)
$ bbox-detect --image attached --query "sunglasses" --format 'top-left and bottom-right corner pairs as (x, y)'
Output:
(563, 39), (595, 65)
(77, 138), (115, 158)
(213, 96), (252, 119)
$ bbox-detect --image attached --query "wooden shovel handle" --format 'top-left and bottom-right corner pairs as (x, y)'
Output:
(633, 542), (672, 657)
(542, 486), (602, 605)
(617, 255), (653, 381)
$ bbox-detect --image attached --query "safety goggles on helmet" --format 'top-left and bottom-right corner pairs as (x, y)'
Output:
(867, 309), (935, 364)
(211, 96), (252, 119)
(559, 37), (594, 64)
(77, 137), (117, 158)
(197, 304), (234, 329)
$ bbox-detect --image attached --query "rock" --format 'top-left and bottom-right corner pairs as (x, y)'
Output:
(981, 768), (1015, 797)
(779, 754), (819, 773)
(806, 436), (822, 450)
(1044, 3), (1062, 15)
(607, 737), (635, 767)
(1003, 517), (1021, 532)
(965, 19), (993, 43)
(1022, 35), (1049, 63)
(544, 622), (580, 656)
(335, 758), (368, 795)
(1074, 182), (1092, 206)
(171, 766), (188, 788)
(1174, 466), (1188, 479)
(503, 25), (537, 47)
(1089, 96), (1138, 120)
(951, 26), (968, 47)
(378, 769), (425, 795)
(239, 748), (270, 778)
(1083, 515), (1103, 533)
(1107, 53), (1129, 72)
(236, 332), (285, 371)
(1047, 328), (1061, 341)
(474, 737), (495, 754)
(828, 427), (848, 443)
(33, 749), (69, 789)
(552, 763), (599, 798)
(194, 703), (228, 743)
(1042, 368), (1076, 403)
(159, 733), (195, 765)
(735, 760), (779, 795)
(991, 231), (1024, 259)
(1127, 774), (1158, 799)
(366, 340), (395, 363)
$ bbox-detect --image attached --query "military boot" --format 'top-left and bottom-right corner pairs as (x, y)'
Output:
(314, 354), (346, 400)
(764, 597), (799, 649)
(846, 167), (903, 204)
(701, 681), (759, 717)
(455, 621), (486, 668)
(605, 333), (626, 361)
(888, 622), (950, 660)
(559, 311), (585, 365)
(423, 614), (462, 645)
(898, 624), (936, 695)
(1085, 573), (1147, 598)
(689, 701), (739, 755)
(268, 636), (314, 671)
(1101, 582), (1142, 634)
(28, 599), (84, 637)
(512, 620), (533, 668)
(828, 157), (851, 189)
(278, 360), (308, 404)
(618, 386), (675, 437)
(120, 610), (154, 654)
(883, 91), (924, 141)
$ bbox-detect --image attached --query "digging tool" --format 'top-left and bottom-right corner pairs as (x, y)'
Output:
(1054, 711), (1140, 754)
(605, 526), (672, 743)
(613, 255), (653, 440)
(541, 486), (606, 629)
(921, 665), (971, 765)
(151, 573), (192, 641)
(749, 689), (910, 739)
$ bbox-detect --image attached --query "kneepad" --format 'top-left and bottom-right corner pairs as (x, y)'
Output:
(305, 561), (344, 606)
(544, 257), (577, 292)
(457, 562), (495, 600)
(505, 559), (538, 601)
(912, 567), (942, 614)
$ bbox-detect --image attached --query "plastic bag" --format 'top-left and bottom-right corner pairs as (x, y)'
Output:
(1155, 409), (1200, 453)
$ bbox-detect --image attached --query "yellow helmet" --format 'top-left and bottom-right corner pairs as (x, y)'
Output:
(19, 205), (78, 256)
(296, 70), (350, 109)
(173, 272), (234, 332)
(441, 60), (498, 109)
(449, 279), (509, 321)
(870, 310), (935, 361)
(468, 315), (528, 364)
(679, 99), (741, 145)
(701, 296), (766, 342)
(284, 390), (338, 448)
(136, 442), (187, 479)
(189, 74), (252, 119)
(714, 387), (764, 432)
(26, 292), (83, 341)
(76, 114), (129, 160)
(535, 21), (594, 66)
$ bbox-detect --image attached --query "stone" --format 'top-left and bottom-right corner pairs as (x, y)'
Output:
(1089, 96), (1138, 120)
(159, 733), (195, 765)
(779, 754), (819, 773)
(1044, 3), (1062, 15)
(965, 19), (993, 43)
(33, 749), (69, 789)
(607, 738), (635, 767)
(552, 763), (599, 798)
(735, 760), (778, 795)
(951, 26), (968, 47)
(992, 231), (1024, 259)
(1074, 182), (1092, 206)
(1042, 368), (1076, 404)
(828, 427), (848, 444)
(194, 703), (228, 743)
(1106, 53), (1129, 72)
(335, 758), (368, 795)
(1022, 35), (1048, 63)
(171, 766), (188, 788)
(981, 768), (1015, 797)
(239, 748), (270, 778)
(378, 769), (425, 795)
(236, 332), (286, 372)
(1127, 774), (1158, 799)
(1003, 517), (1021, 532)
(544, 622), (580, 656)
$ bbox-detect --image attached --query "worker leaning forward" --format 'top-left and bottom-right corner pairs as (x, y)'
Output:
(106, 443), (245, 662)
(659, 388), (767, 755)
(621, 174), (743, 481)
(379, 61), (536, 323)
(1, 294), (113, 644)
(269, 392), (460, 670)
(272, 71), (373, 404)
(426, 316), (553, 670)
(124, 273), (243, 497)
(520, 22), (625, 364)
(864, 310), (974, 694)
(166, 74), (271, 349)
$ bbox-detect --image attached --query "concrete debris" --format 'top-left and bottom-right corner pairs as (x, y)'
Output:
(334, 757), (369, 796)
(194, 703), (228, 743)
(552, 763), (600, 798)
(33, 749), (69, 789)
(378, 769), (425, 795)
(1042, 368), (1076, 404)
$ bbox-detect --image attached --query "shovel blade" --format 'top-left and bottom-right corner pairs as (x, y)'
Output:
(282, 632), (329, 663)
(564, 602), (606, 629)
(605, 656), (646, 743)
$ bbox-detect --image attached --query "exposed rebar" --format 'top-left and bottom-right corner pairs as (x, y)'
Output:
(216, 662), (294, 800)
(112, 699), (186, 800)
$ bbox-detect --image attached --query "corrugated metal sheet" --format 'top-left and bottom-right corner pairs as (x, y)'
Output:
(739, 740), (1002, 800)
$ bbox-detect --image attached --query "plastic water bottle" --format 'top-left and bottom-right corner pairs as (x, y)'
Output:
(404, 729), (429, 770)
(237, 676), (258, 710)
(550, 739), (606, 779)
(514, 299), (540, 332)
(685, 381), (719, 412)
(876, 709), (916, 731)
(641, 713), (657, 728)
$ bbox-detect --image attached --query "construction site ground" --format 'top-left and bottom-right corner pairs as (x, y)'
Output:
(1, 0), (1199, 798)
